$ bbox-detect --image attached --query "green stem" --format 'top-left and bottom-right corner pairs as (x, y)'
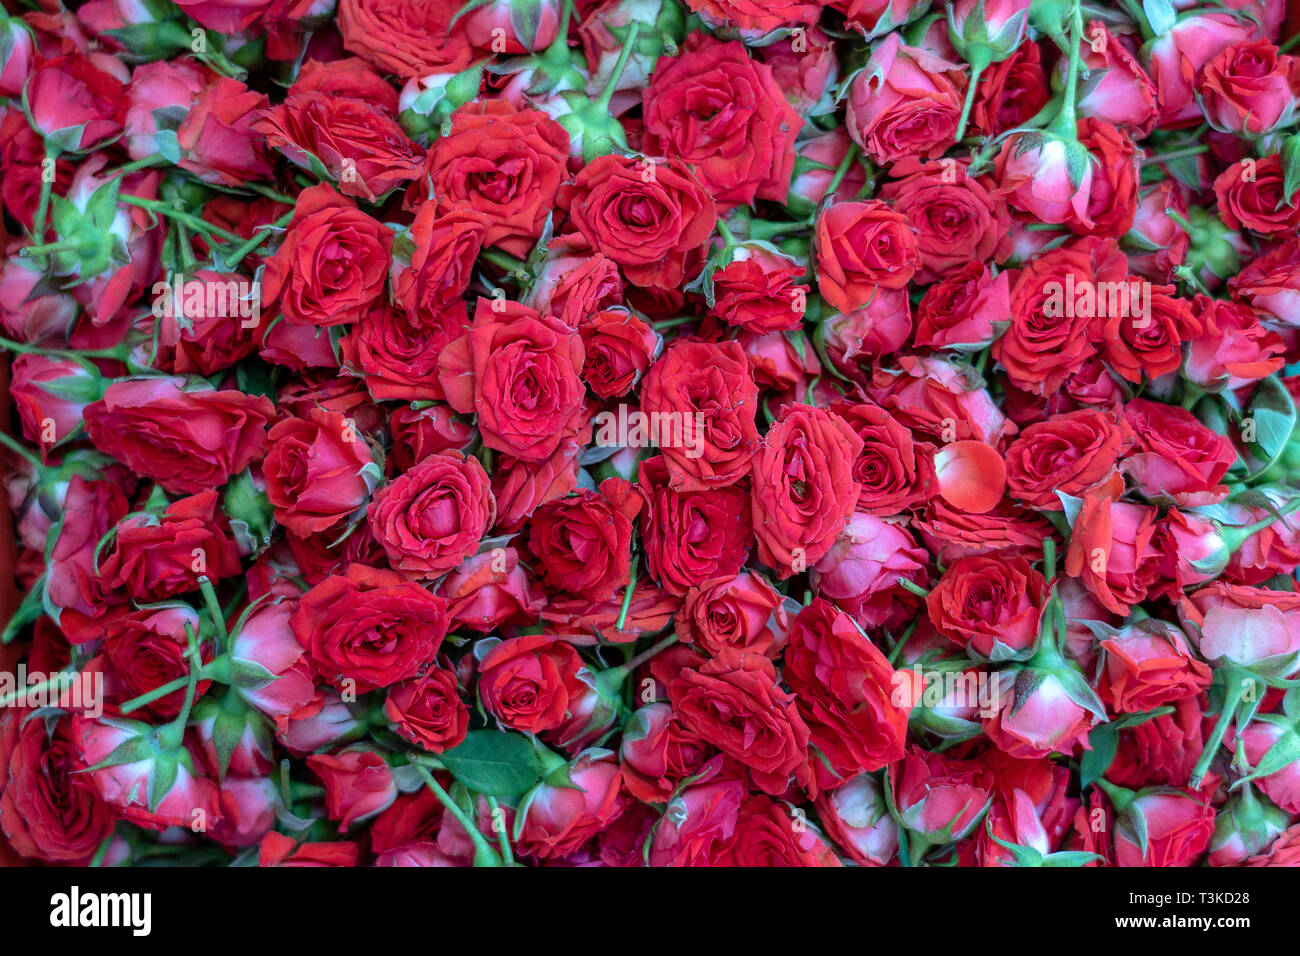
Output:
(820, 146), (859, 208)
(1051, 1), (1084, 137)
(652, 316), (700, 331)
(480, 248), (527, 274)
(1282, 31), (1300, 54)
(413, 764), (502, 867)
(0, 429), (44, 469)
(897, 578), (930, 598)
(954, 50), (992, 142)
(592, 21), (640, 115)
(198, 577), (230, 650)
(1142, 145), (1208, 168)
(486, 794), (515, 866)
(20, 237), (89, 259)
(121, 196), (245, 244)
(622, 632), (678, 673)
(119, 676), (189, 715)
(615, 554), (640, 631)
(1094, 777), (1137, 813)
(1223, 497), (1300, 553)
(243, 182), (298, 205)
(112, 155), (166, 177)
(1189, 669), (1249, 789)
(222, 211), (294, 270)
(0, 669), (75, 708)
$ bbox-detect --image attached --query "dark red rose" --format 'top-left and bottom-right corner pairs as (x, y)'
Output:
(676, 571), (789, 658)
(578, 307), (660, 398)
(637, 456), (752, 597)
(925, 554), (1048, 661)
(476, 634), (591, 736)
(369, 452), (496, 580)
(292, 564), (450, 692)
(261, 185), (393, 328)
(264, 407), (378, 539)
(103, 605), (211, 720)
(97, 490), (241, 602)
(384, 667), (469, 753)
(642, 36), (801, 208)
(338, 0), (475, 78)
(1214, 153), (1300, 236)
(1004, 406), (1133, 510)
(528, 477), (640, 601)
(830, 400), (935, 515)
(84, 378), (274, 495)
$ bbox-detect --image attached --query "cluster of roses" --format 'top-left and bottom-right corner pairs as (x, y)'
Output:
(1, 0), (1300, 869)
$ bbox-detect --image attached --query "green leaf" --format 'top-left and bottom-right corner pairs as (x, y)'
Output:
(1282, 134), (1300, 209)
(437, 730), (545, 801)
(155, 129), (182, 165)
(1080, 722), (1119, 790)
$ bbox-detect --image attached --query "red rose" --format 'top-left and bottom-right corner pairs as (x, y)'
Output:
(528, 477), (639, 601)
(970, 39), (1048, 137)
(1120, 399), (1235, 506)
(811, 512), (929, 631)
(425, 101), (570, 258)
(526, 243), (624, 329)
(392, 204), (487, 321)
(307, 746), (398, 831)
(620, 703), (717, 803)
(564, 154), (717, 289)
(685, 0), (822, 35)
(261, 185), (393, 328)
(981, 667), (1099, 759)
(1003, 406), (1133, 510)
(1113, 790), (1215, 867)
(476, 634), (589, 735)
(8, 354), (102, 463)
(1198, 38), (1300, 136)
(712, 794), (843, 866)
(676, 571), (789, 658)
(254, 93), (423, 202)
(1185, 296), (1285, 390)
(436, 546), (545, 633)
(1214, 154), (1300, 236)
(814, 199), (920, 312)
(879, 158), (1011, 282)
(926, 554), (1048, 661)
(913, 262), (1010, 352)
(438, 300), (587, 463)
(369, 452), (496, 579)
(259, 831), (359, 867)
(830, 400), (934, 515)
(97, 490), (241, 602)
(342, 300), (470, 403)
(103, 605), (210, 720)
(708, 247), (809, 334)
(821, 286), (914, 374)
(1063, 489), (1161, 616)
(45, 474), (131, 640)
(637, 456), (752, 597)
(263, 407), (378, 539)
(639, 338), (760, 491)
(1098, 620), (1212, 714)
(578, 307), (660, 398)
(0, 713), (114, 864)
(1146, 11), (1256, 126)
(292, 564), (450, 691)
(84, 378), (274, 495)
(751, 404), (863, 577)
(514, 754), (628, 861)
(1229, 235), (1300, 326)
(914, 495), (1055, 565)
(1070, 22), (1158, 135)
(1071, 118), (1139, 238)
(384, 668), (469, 753)
(670, 649), (810, 795)
(845, 33), (964, 164)
(26, 53), (126, 152)
(784, 598), (911, 790)
(175, 77), (272, 186)
(388, 404), (476, 473)
(648, 778), (744, 867)
(338, 0), (475, 78)
(642, 36), (801, 208)
(892, 748), (994, 843)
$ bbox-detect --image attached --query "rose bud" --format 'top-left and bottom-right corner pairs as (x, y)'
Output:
(525, 240), (625, 330)
(844, 33), (964, 164)
(648, 777), (745, 867)
(26, 53), (128, 153)
(1184, 296), (1285, 392)
(1124, 179), (1189, 284)
(1152, 508), (1229, 597)
(1229, 719), (1300, 814)
(97, 490), (241, 603)
(1060, 21), (1158, 136)
(1094, 782), (1215, 867)
(926, 554), (1048, 662)
(0, 11), (34, 97)
(1199, 39), (1300, 137)
(397, 62), (486, 145)
(514, 751), (628, 862)
(620, 703), (719, 803)
(1208, 783), (1289, 867)
(811, 512), (929, 632)
(893, 747), (994, 857)
(436, 546), (545, 633)
(262, 406), (379, 539)
(1145, 11), (1257, 127)
(228, 597), (317, 729)
(1094, 618), (1212, 714)
(259, 831), (360, 867)
(210, 775), (279, 849)
(946, 0), (1030, 139)
(307, 745), (398, 831)
(1063, 490), (1161, 617)
(814, 773), (899, 866)
(384, 667), (470, 753)
(0, 712), (114, 864)
(463, 0), (560, 54)
(994, 129), (1093, 227)
(8, 353), (105, 462)
(103, 604), (212, 721)
(85, 378), (274, 496)
(192, 695), (275, 779)
(278, 689), (365, 755)
(71, 713), (221, 832)
(676, 571), (791, 658)
(1179, 581), (1300, 677)
(705, 244), (809, 335)
(174, 76), (272, 185)
(578, 308), (660, 399)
